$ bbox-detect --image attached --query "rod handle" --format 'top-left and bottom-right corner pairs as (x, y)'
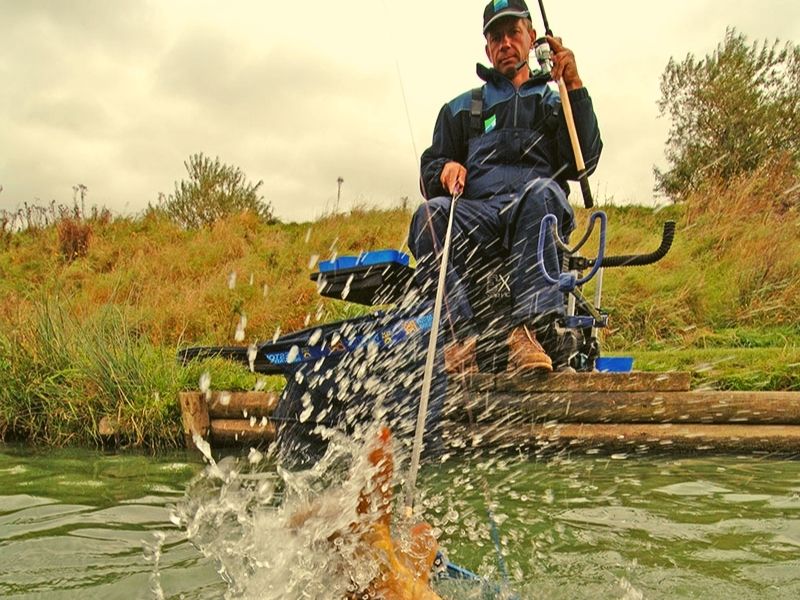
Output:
(556, 78), (593, 209)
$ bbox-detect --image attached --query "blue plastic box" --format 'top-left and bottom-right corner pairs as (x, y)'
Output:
(595, 356), (634, 372)
(318, 256), (358, 272)
(318, 250), (410, 273)
(358, 250), (410, 267)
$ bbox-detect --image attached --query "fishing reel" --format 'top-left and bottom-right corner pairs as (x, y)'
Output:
(532, 37), (552, 76)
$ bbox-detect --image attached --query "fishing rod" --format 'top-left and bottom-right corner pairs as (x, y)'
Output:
(404, 187), (462, 515)
(535, 0), (594, 209)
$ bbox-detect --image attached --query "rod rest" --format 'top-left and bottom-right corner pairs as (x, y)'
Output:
(568, 221), (676, 271)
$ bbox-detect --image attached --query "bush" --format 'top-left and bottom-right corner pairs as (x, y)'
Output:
(161, 153), (276, 228)
(57, 217), (93, 261)
(655, 28), (800, 201)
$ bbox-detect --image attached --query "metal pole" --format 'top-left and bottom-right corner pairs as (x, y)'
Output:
(336, 176), (343, 213)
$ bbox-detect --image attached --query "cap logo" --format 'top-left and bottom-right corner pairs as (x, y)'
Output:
(493, 0), (509, 11)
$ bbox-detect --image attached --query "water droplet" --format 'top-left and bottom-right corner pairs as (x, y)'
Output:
(247, 344), (258, 372)
(227, 271), (237, 289)
(287, 345), (300, 363)
(248, 448), (264, 464)
(308, 254), (319, 269)
(199, 372), (211, 394)
(309, 329), (323, 346)
(235, 314), (248, 342)
(219, 393), (231, 407)
(341, 274), (354, 300)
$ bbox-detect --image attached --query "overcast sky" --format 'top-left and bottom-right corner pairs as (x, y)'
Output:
(1, 1), (798, 222)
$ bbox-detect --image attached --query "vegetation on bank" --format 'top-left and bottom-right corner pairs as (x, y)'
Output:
(1, 155), (798, 449)
(0, 29), (798, 449)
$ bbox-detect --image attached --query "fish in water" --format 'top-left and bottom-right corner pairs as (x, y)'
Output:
(290, 426), (441, 600)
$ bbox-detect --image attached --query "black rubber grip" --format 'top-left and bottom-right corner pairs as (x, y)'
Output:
(598, 221), (676, 268)
(579, 175), (593, 209)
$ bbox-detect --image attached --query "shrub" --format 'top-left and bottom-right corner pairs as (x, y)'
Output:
(656, 28), (800, 200)
(57, 217), (93, 261)
(161, 153), (276, 228)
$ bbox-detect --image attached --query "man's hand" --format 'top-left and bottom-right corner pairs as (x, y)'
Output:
(440, 161), (467, 195)
(547, 35), (583, 91)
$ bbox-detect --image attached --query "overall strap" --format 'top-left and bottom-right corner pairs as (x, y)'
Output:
(469, 87), (483, 138)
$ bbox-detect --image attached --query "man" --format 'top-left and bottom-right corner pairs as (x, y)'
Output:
(408, 0), (602, 373)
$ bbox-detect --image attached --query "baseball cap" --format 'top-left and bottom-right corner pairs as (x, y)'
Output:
(483, 0), (531, 34)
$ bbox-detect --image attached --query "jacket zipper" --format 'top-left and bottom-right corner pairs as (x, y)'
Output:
(513, 90), (519, 127)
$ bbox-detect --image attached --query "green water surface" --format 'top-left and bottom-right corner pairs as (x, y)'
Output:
(1, 445), (799, 599)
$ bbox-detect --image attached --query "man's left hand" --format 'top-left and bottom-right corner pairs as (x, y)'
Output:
(547, 35), (583, 91)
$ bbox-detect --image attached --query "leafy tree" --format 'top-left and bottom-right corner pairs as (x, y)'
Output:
(163, 154), (276, 228)
(655, 28), (800, 200)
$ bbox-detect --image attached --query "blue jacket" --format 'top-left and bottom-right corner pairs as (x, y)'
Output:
(420, 64), (603, 200)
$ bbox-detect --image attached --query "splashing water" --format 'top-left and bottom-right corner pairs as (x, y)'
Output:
(174, 425), (424, 599)
(199, 371), (211, 400)
(235, 314), (248, 342)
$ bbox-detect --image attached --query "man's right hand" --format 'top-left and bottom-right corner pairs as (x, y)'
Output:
(440, 161), (467, 195)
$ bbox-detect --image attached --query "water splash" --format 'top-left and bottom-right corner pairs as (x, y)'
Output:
(235, 314), (248, 342)
(174, 425), (423, 599)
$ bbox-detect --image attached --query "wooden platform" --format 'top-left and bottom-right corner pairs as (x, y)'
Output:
(179, 372), (800, 454)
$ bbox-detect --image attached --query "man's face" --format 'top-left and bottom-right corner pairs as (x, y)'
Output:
(484, 17), (535, 78)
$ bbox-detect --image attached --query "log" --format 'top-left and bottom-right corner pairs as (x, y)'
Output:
(209, 419), (276, 446)
(179, 392), (210, 449)
(448, 390), (800, 425)
(207, 391), (279, 419)
(453, 371), (691, 393)
(445, 422), (800, 454)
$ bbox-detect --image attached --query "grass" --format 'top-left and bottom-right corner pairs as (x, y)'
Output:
(0, 299), (274, 450)
(0, 160), (798, 448)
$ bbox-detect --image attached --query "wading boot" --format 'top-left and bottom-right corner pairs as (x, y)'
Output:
(507, 325), (553, 373)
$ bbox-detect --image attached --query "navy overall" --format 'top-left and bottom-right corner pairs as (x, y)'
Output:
(409, 123), (576, 337)
(410, 64), (602, 339)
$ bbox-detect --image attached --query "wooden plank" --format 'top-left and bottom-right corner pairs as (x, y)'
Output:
(445, 422), (800, 454)
(179, 392), (210, 450)
(448, 390), (800, 425)
(209, 419), (276, 446)
(487, 371), (692, 393)
(207, 391), (279, 419)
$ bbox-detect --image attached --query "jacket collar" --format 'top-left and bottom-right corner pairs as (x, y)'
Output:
(476, 62), (550, 89)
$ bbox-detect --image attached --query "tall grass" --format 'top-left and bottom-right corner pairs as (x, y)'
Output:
(0, 299), (262, 450)
(595, 157), (800, 349)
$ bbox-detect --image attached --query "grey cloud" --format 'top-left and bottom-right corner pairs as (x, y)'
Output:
(2, 0), (160, 51)
(154, 27), (388, 134)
